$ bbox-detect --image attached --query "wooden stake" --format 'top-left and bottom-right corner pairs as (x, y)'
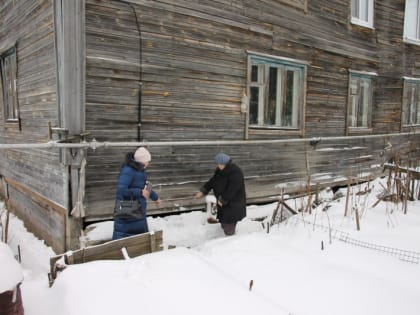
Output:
(344, 180), (350, 217)
(355, 207), (360, 231)
(4, 207), (10, 244)
(17, 245), (22, 263)
(279, 202), (284, 224)
(305, 151), (312, 214)
(403, 173), (409, 214)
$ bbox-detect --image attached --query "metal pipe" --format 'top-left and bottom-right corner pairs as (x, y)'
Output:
(0, 132), (416, 150)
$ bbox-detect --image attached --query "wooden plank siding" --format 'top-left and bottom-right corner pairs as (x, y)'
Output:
(82, 0), (420, 220)
(375, 1), (408, 134)
(0, 0), (64, 197)
(5, 178), (67, 252)
(82, 132), (420, 220)
(0, 0), (69, 252)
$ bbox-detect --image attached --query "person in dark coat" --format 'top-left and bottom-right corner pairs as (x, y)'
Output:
(112, 147), (161, 240)
(195, 153), (246, 236)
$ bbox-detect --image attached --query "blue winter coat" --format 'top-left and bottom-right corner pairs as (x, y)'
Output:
(112, 152), (159, 240)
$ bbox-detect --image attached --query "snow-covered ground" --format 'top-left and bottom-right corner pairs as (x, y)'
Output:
(1, 177), (420, 315)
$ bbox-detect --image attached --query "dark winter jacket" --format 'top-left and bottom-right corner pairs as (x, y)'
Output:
(200, 161), (246, 224)
(113, 152), (159, 240)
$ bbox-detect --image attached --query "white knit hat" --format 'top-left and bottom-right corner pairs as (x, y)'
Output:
(134, 147), (151, 164)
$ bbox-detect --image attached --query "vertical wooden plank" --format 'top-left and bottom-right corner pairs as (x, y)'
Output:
(54, 0), (85, 140)
(150, 232), (156, 252)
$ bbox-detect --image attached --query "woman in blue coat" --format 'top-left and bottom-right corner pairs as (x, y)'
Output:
(112, 147), (161, 240)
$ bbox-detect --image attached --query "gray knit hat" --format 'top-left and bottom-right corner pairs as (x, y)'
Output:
(214, 153), (231, 165)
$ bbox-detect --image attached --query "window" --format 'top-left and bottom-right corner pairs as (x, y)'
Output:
(347, 72), (374, 131)
(248, 54), (306, 130)
(0, 47), (19, 122)
(351, 0), (374, 28)
(404, 0), (420, 44)
(402, 79), (420, 127)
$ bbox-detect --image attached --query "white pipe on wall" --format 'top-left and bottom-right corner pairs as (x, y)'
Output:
(0, 132), (417, 150)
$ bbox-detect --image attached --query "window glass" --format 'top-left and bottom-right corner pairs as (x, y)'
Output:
(348, 74), (373, 129)
(0, 47), (18, 122)
(249, 86), (259, 125)
(402, 80), (420, 126)
(404, 0), (420, 42)
(351, 0), (374, 28)
(267, 67), (278, 125)
(251, 65), (258, 83)
(351, 0), (358, 18)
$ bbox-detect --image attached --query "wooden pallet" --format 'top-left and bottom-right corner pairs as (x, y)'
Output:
(49, 230), (163, 286)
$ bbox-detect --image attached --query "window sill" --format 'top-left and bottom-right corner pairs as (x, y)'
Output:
(350, 18), (374, 30)
(4, 120), (21, 131)
(401, 125), (420, 132)
(249, 125), (300, 130)
(347, 127), (373, 135)
(403, 37), (420, 46)
(248, 126), (303, 137)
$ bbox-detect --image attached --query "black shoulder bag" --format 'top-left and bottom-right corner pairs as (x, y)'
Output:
(114, 196), (144, 219)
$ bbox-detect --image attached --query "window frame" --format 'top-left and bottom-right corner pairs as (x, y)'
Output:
(0, 46), (20, 124)
(246, 52), (307, 137)
(350, 0), (374, 29)
(346, 70), (376, 135)
(401, 77), (420, 129)
(403, 0), (420, 45)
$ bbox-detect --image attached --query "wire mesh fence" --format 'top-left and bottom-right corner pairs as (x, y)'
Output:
(284, 215), (420, 264)
(338, 233), (419, 264)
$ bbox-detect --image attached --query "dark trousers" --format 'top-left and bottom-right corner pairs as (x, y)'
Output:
(221, 222), (237, 236)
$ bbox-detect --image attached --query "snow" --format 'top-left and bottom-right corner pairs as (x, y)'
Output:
(1, 177), (420, 315)
(0, 242), (23, 293)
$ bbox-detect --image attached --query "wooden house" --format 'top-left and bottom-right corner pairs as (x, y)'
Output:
(1, 0), (419, 252)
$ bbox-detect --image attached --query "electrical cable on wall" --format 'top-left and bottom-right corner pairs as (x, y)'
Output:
(121, 1), (143, 141)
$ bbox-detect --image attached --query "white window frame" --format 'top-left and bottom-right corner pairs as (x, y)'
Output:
(347, 71), (375, 133)
(247, 53), (306, 131)
(402, 78), (420, 127)
(351, 0), (374, 29)
(403, 0), (420, 45)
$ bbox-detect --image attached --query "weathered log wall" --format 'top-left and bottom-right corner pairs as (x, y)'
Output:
(83, 132), (420, 220)
(0, 0), (419, 250)
(0, 0), (68, 252)
(83, 0), (420, 220)
(0, 0), (63, 202)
